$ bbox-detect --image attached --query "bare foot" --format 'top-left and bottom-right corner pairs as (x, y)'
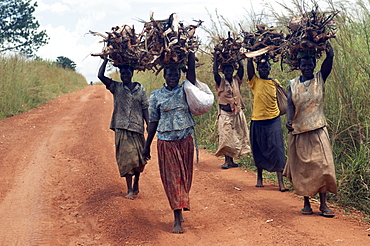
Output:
(172, 224), (183, 234)
(133, 189), (139, 195)
(255, 180), (264, 187)
(172, 209), (183, 233)
(125, 192), (135, 199)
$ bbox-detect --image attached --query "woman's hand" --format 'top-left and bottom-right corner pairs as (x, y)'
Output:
(286, 121), (294, 132)
(142, 146), (151, 161)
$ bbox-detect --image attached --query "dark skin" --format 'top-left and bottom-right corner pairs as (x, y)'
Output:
(142, 52), (196, 233)
(213, 54), (244, 168)
(247, 58), (288, 192)
(98, 57), (149, 199)
(286, 42), (334, 216)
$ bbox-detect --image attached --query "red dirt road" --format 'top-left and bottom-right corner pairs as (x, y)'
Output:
(0, 85), (369, 246)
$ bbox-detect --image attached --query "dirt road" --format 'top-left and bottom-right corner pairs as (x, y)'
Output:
(0, 85), (368, 246)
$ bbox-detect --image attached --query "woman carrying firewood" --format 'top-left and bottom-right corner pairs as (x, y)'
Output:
(142, 52), (197, 234)
(283, 42), (338, 217)
(246, 57), (288, 192)
(213, 55), (251, 169)
(98, 57), (149, 200)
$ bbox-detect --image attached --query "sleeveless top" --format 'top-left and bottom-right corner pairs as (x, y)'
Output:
(290, 72), (327, 135)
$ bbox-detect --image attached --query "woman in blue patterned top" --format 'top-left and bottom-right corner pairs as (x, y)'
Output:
(142, 52), (196, 234)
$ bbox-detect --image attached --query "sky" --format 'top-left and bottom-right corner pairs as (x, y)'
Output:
(30, 0), (293, 83)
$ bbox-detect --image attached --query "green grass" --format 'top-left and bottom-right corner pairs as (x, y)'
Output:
(0, 55), (87, 119)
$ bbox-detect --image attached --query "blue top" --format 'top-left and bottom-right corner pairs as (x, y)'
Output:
(149, 82), (196, 140)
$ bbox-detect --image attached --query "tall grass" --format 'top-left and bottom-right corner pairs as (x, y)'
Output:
(0, 55), (87, 119)
(323, 1), (370, 215)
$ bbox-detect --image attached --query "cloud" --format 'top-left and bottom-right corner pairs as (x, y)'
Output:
(35, 1), (70, 14)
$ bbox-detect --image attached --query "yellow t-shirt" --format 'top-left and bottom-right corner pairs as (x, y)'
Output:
(247, 75), (280, 120)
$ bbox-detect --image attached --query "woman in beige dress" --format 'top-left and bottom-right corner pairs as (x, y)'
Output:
(284, 42), (338, 217)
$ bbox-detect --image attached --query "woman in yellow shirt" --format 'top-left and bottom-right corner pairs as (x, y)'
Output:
(246, 57), (288, 192)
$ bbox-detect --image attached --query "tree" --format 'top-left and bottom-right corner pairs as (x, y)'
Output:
(56, 56), (77, 71)
(0, 0), (49, 55)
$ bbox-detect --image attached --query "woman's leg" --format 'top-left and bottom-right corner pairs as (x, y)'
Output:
(277, 171), (289, 192)
(301, 196), (313, 214)
(221, 155), (238, 169)
(221, 155), (231, 169)
(124, 174), (135, 199)
(133, 171), (140, 195)
(256, 168), (264, 187)
(173, 209), (183, 233)
(319, 192), (335, 217)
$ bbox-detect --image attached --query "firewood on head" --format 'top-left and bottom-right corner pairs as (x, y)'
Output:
(281, 8), (339, 70)
(240, 24), (285, 64)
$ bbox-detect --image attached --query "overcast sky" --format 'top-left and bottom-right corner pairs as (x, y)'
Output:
(30, 0), (297, 83)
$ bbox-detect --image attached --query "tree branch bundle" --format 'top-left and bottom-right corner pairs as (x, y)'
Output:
(138, 13), (202, 74)
(90, 13), (202, 74)
(281, 9), (339, 70)
(212, 8), (338, 70)
(213, 31), (243, 71)
(240, 25), (285, 63)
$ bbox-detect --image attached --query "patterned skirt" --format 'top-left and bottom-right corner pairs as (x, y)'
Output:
(115, 129), (147, 177)
(157, 136), (194, 210)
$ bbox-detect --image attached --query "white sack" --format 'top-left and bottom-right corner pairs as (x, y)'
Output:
(184, 79), (214, 116)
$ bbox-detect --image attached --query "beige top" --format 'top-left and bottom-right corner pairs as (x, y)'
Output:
(290, 72), (327, 135)
(216, 76), (244, 115)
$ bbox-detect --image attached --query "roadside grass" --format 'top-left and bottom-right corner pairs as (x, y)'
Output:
(0, 55), (87, 119)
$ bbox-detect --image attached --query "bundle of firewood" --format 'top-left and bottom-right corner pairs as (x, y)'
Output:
(90, 13), (202, 73)
(212, 26), (283, 69)
(281, 9), (339, 70)
(213, 32), (243, 71)
(240, 25), (285, 63)
(90, 25), (147, 70)
(138, 13), (202, 74)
